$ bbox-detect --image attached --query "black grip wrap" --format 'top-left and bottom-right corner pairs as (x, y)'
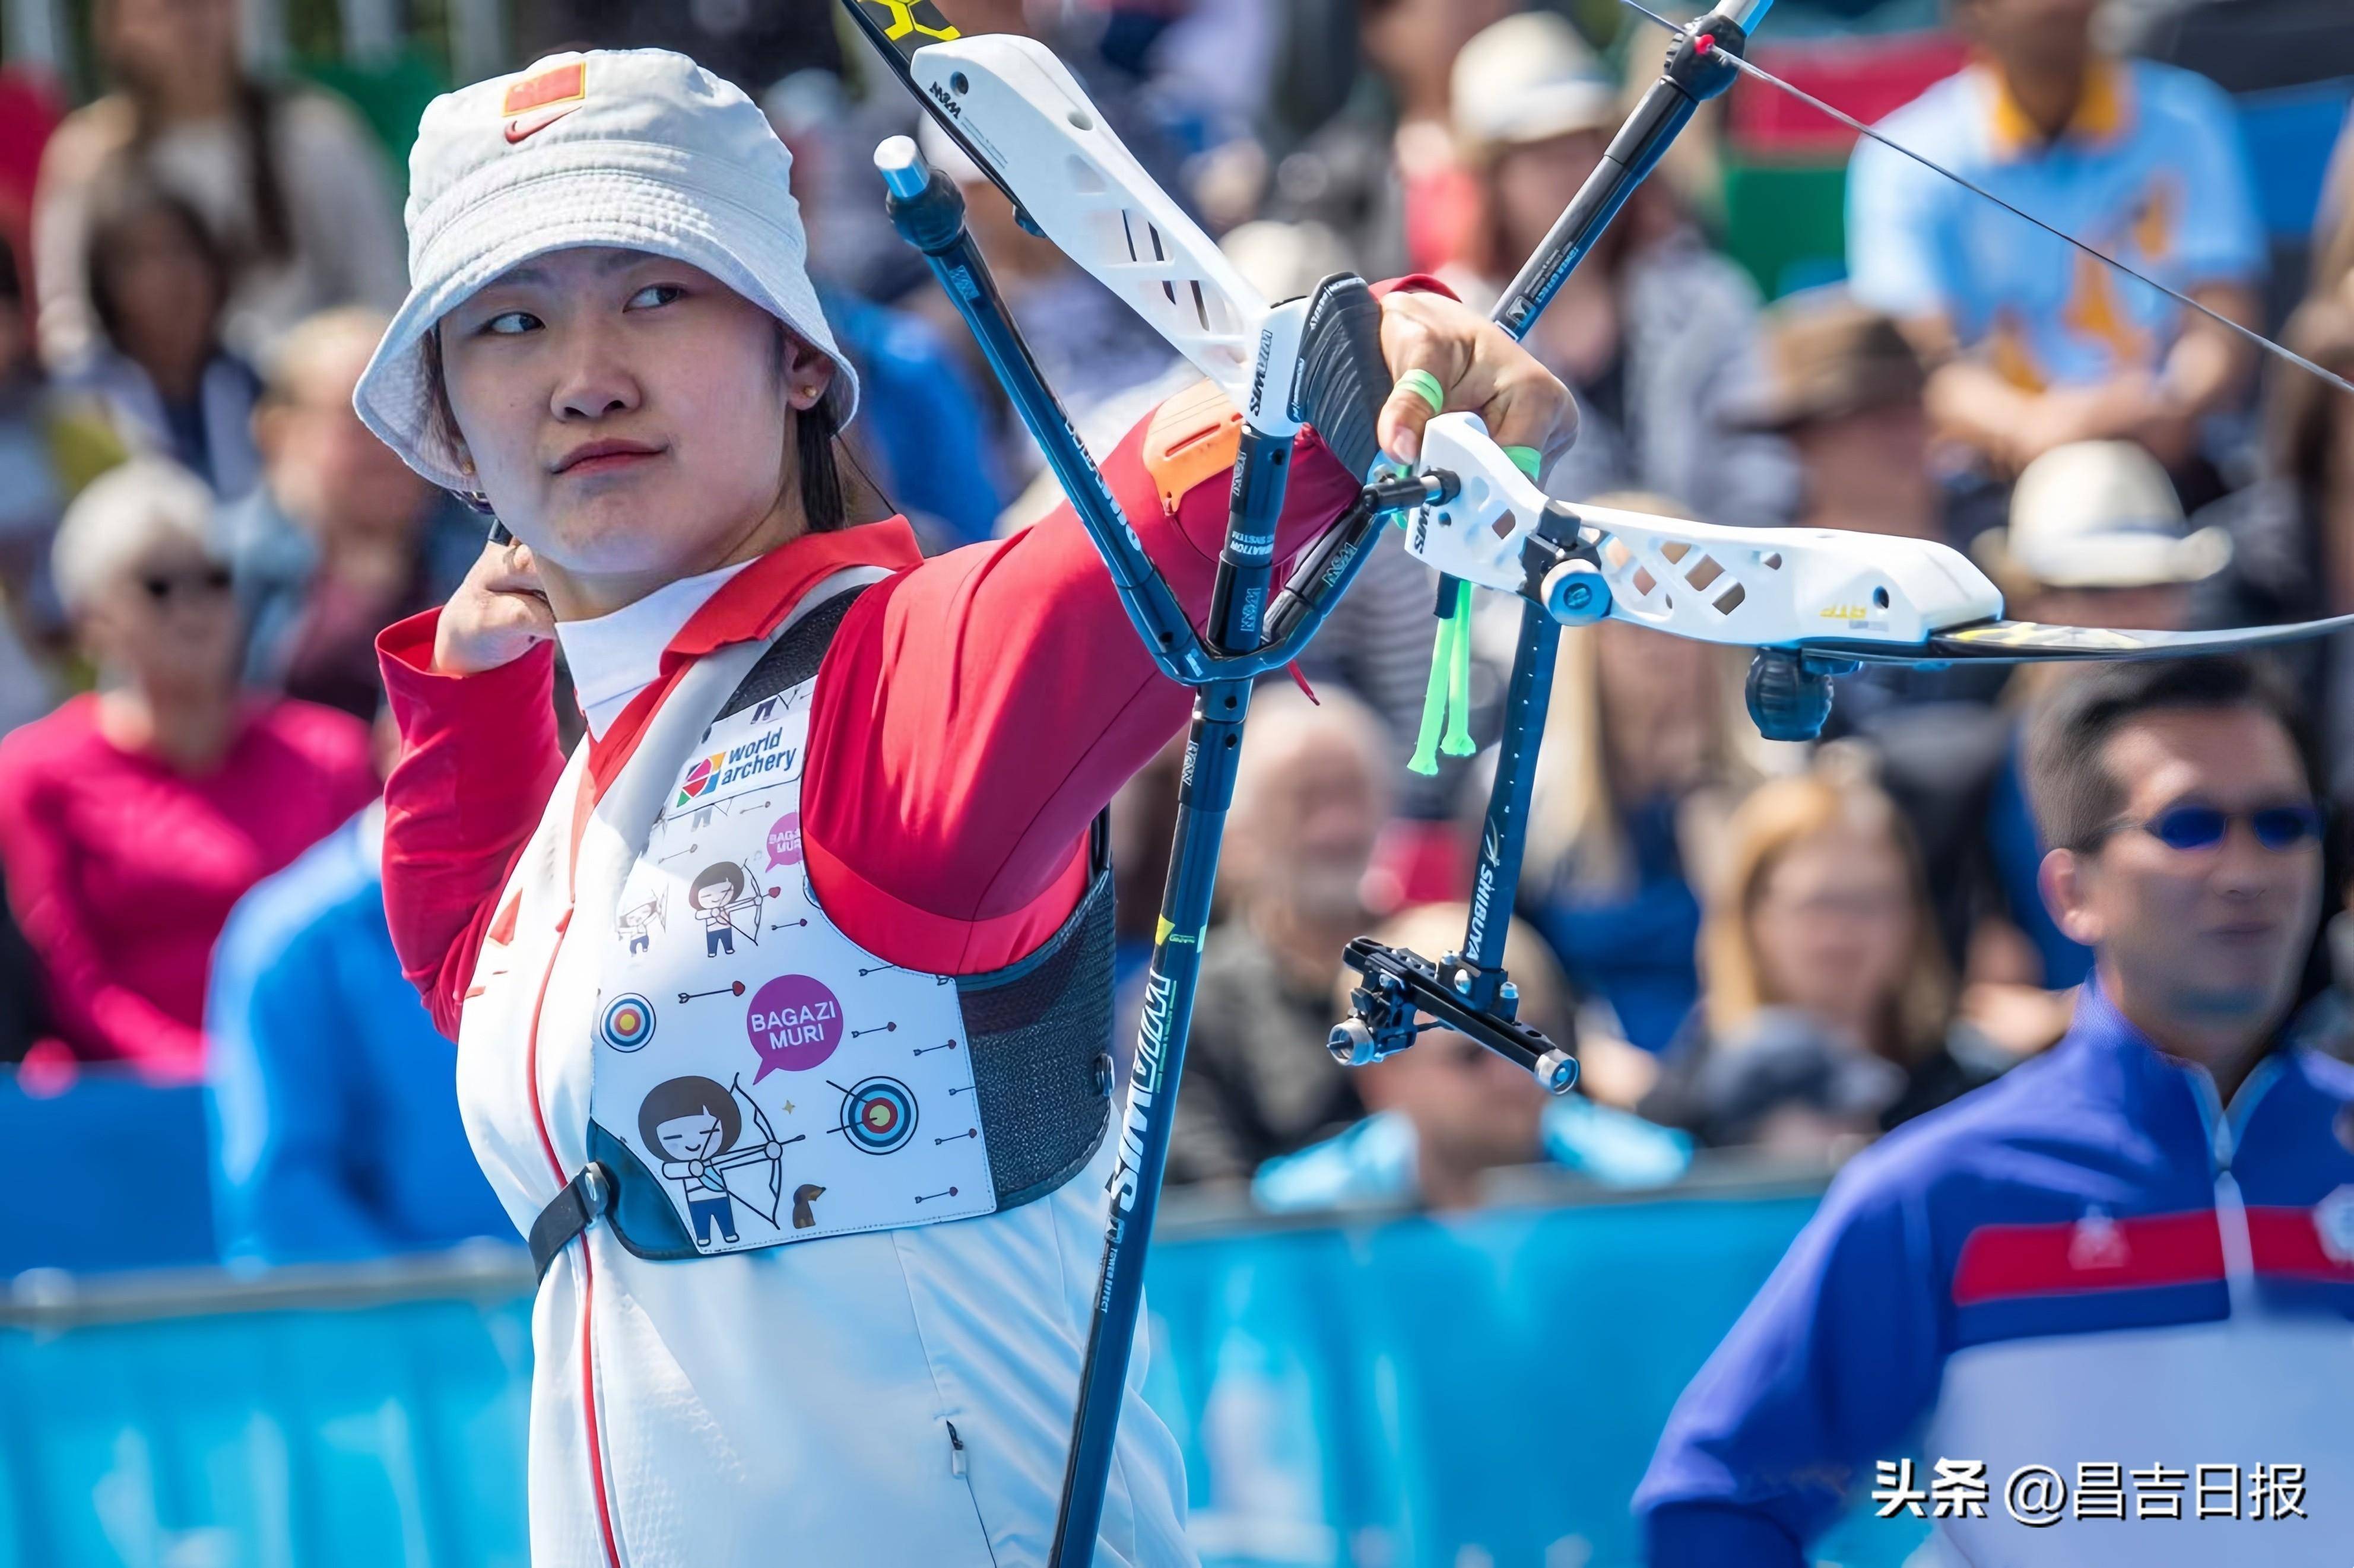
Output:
(1292, 272), (1390, 481)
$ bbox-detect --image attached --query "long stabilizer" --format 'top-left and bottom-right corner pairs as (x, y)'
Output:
(1808, 613), (2354, 666)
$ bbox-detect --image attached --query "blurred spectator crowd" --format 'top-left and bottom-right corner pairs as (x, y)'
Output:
(0, 0), (2351, 1267)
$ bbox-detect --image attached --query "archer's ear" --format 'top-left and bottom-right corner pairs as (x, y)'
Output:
(2042, 846), (2104, 948)
(781, 333), (836, 411)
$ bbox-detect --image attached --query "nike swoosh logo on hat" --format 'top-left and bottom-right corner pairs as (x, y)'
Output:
(505, 100), (583, 144)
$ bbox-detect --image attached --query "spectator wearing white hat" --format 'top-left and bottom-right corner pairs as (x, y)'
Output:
(356, 46), (1575, 1568)
(1870, 441), (2234, 1055)
(1448, 10), (1800, 531)
(1975, 439), (2231, 634)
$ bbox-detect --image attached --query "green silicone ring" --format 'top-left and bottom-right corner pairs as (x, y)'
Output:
(1503, 446), (1543, 480)
(1398, 369), (1446, 415)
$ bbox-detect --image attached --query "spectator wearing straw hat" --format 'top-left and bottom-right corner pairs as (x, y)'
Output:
(1449, 10), (1797, 528)
(1741, 293), (2020, 747)
(1731, 293), (1941, 543)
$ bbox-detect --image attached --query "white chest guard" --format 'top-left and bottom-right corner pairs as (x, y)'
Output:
(537, 588), (1118, 1272)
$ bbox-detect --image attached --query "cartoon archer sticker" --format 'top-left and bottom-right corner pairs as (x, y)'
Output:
(689, 861), (763, 957)
(618, 888), (667, 954)
(639, 1074), (800, 1248)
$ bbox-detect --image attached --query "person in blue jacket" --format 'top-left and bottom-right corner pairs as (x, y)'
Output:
(1636, 656), (2354, 1567)
(205, 797), (513, 1264)
(817, 284), (1007, 551)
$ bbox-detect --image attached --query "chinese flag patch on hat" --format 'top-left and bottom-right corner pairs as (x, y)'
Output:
(503, 60), (586, 144)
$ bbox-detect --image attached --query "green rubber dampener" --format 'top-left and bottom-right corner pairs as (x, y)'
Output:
(1398, 368), (1446, 415)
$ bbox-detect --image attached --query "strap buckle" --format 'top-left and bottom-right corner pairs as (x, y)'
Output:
(528, 1161), (613, 1283)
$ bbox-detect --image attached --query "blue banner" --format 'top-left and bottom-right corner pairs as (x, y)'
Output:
(0, 1187), (1928, 1567)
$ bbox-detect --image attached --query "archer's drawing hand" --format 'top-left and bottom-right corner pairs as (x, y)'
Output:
(1375, 290), (1576, 469)
(434, 536), (557, 675)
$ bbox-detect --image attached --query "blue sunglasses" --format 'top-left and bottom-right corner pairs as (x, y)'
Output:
(2098, 801), (2324, 853)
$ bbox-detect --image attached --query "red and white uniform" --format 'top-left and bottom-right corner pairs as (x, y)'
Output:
(376, 383), (1369, 1567)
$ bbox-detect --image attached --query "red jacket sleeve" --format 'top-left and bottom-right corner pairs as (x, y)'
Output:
(802, 394), (1363, 974)
(376, 612), (566, 1038)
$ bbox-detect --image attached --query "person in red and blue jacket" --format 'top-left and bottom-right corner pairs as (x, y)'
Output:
(1636, 656), (2354, 1568)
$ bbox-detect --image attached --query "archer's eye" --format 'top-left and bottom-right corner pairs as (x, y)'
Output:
(628, 283), (686, 310)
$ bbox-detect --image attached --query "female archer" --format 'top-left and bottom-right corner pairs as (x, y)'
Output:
(360, 46), (1571, 1568)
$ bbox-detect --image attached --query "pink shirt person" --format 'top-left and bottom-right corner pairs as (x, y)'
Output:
(0, 459), (376, 1080)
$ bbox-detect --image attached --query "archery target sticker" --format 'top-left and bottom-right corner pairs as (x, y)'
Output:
(841, 1076), (918, 1155)
(600, 993), (656, 1052)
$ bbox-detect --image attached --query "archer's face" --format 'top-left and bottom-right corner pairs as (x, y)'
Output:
(436, 247), (833, 592)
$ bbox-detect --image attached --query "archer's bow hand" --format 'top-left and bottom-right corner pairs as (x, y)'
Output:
(1375, 290), (1576, 469)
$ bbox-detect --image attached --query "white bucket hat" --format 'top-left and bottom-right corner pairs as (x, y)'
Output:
(353, 48), (859, 496)
(1450, 12), (1620, 159)
(1973, 440), (2231, 591)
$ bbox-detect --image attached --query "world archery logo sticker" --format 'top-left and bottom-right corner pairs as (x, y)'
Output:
(839, 1076), (918, 1156)
(675, 751), (727, 807)
(599, 992), (656, 1052)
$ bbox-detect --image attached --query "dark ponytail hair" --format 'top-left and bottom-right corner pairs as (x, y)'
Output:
(794, 392), (849, 534)
(227, 81), (296, 269)
(774, 316), (853, 535)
